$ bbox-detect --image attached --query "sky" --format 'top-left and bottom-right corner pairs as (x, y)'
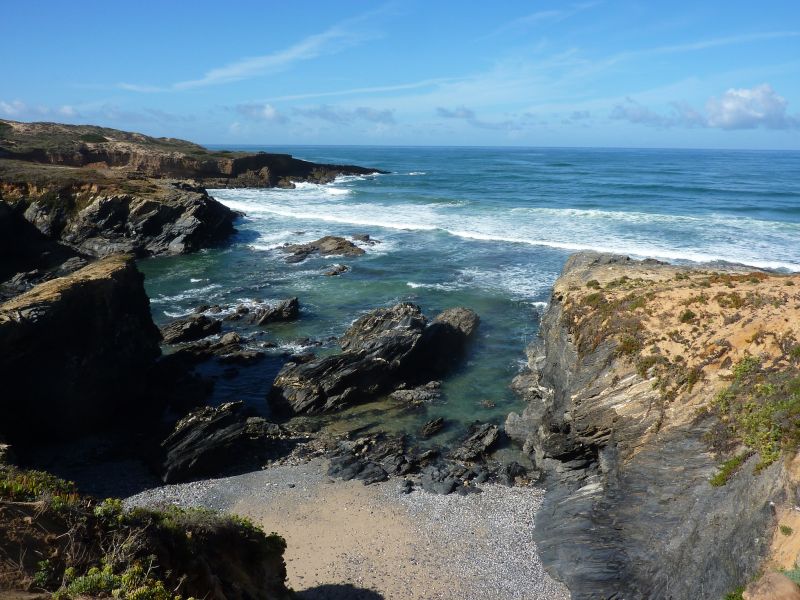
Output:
(2, 1), (799, 149)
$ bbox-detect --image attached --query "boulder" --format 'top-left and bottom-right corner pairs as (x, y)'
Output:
(743, 573), (800, 600)
(418, 307), (480, 373)
(159, 401), (283, 483)
(160, 314), (221, 344)
(282, 236), (365, 263)
(254, 297), (299, 325)
(390, 381), (443, 404)
(449, 422), (500, 462)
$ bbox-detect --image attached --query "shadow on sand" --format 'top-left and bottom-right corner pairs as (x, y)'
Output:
(295, 584), (385, 600)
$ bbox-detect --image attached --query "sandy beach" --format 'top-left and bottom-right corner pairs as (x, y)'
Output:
(126, 459), (569, 600)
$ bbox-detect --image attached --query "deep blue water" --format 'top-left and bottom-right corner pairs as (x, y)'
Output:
(138, 147), (800, 445)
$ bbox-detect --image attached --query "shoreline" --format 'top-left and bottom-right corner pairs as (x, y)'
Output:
(126, 458), (569, 600)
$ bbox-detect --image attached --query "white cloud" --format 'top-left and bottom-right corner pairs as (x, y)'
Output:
(0, 100), (26, 116)
(235, 103), (289, 123)
(436, 105), (522, 131)
(706, 84), (798, 129)
(611, 84), (799, 130)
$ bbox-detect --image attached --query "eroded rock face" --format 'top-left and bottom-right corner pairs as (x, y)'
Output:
(449, 423), (500, 462)
(508, 251), (793, 600)
(0, 254), (161, 442)
(159, 401), (284, 484)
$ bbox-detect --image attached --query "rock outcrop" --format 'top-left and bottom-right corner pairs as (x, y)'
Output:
(269, 304), (479, 416)
(253, 297), (299, 325)
(160, 314), (222, 344)
(159, 401), (287, 484)
(1, 172), (235, 258)
(507, 252), (800, 599)
(282, 236), (365, 263)
(0, 254), (162, 442)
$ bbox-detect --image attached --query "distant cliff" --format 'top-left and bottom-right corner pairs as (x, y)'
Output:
(0, 118), (387, 188)
(507, 252), (800, 599)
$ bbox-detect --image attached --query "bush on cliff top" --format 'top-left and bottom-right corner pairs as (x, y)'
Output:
(711, 355), (800, 472)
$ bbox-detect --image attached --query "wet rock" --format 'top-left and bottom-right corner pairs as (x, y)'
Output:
(253, 297), (299, 325)
(324, 264), (349, 276)
(390, 381), (442, 404)
(449, 422), (500, 462)
(160, 314), (221, 344)
(270, 303), (427, 415)
(419, 307), (480, 374)
(420, 417), (446, 438)
(282, 236), (365, 263)
(159, 401), (283, 483)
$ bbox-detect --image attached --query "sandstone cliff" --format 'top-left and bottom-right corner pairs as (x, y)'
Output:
(507, 252), (800, 599)
(0, 254), (162, 442)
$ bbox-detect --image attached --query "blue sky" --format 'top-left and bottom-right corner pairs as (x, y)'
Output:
(2, 1), (799, 148)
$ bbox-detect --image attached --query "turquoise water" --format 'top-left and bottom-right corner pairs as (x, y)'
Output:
(138, 147), (800, 443)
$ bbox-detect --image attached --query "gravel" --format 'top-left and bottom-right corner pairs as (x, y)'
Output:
(125, 460), (570, 600)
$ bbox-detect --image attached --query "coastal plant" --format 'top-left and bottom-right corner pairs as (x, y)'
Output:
(780, 524), (793, 536)
(723, 586), (745, 600)
(710, 356), (800, 469)
(709, 453), (751, 487)
(679, 309), (696, 324)
(586, 279), (600, 289)
(0, 466), (79, 506)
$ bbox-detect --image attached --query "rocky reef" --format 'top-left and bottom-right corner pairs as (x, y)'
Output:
(507, 251), (800, 599)
(0, 254), (162, 443)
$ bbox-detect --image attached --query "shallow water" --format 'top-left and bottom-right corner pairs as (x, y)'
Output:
(138, 146), (800, 442)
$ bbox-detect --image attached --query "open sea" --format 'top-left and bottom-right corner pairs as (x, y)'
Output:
(138, 146), (800, 448)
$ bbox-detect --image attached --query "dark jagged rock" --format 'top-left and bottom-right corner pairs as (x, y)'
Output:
(160, 314), (221, 344)
(159, 401), (284, 484)
(449, 422), (500, 462)
(418, 307), (480, 373)
(0, 254), (161, 442)
(419, 417), (446, 438)
(269, 304), (480, 416)
(282, 236), (365, 263)
(324, 264), (349, 276)
(269, 303), (428, 415)
(253, 297), (299, 325)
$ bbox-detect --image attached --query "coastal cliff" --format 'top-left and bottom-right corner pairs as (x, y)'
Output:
(507, 252), (800, 599)
(0, 254), (162, 442)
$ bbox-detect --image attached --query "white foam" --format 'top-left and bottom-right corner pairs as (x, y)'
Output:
(152, 283), (221, 304)
(211, 186), (800, 273)
(408, 171), (426, 176)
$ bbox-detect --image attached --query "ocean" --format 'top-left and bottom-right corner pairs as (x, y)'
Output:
(138, 146), (800, 446)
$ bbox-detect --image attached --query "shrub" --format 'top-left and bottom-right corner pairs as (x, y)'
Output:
(679, 309), (696, 324)
(780, 524), (793, 536)
(79, 133), (107, 143)
(586, 279), (600, 289)
(709, 453), (750, 486)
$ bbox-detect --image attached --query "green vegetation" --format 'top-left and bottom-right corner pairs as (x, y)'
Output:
(586, 279), (600, 289)
(711, 356), (800, 469)
(0, 466), (79, 507)
(53, 562), (173, 600)
(78, 133), (107, 143)
(566, 290), (650, 357)
(679, 309), (697, 323)
(709, 452), (751, 487)
(780, 524), (794, 536)
(723, 586), (745, 600)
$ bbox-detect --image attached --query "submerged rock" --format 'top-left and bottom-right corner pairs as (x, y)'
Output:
(324, 264), (349, 276)
(390, 381), (443, 404)
(282, 236), (365, 263)
(160, 314), (221, 344)
(419, 417), (446, 438)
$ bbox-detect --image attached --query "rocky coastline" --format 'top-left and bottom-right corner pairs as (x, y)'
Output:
(507, 252), (800, 599)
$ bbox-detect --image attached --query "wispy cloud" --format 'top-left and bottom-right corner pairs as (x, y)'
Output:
(294, 105), (396, 125)
(119, 19), (376, 93)
(486, 2), (601, 38)
(611, 84), (799, 130)
(436, 105), (521, 130)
